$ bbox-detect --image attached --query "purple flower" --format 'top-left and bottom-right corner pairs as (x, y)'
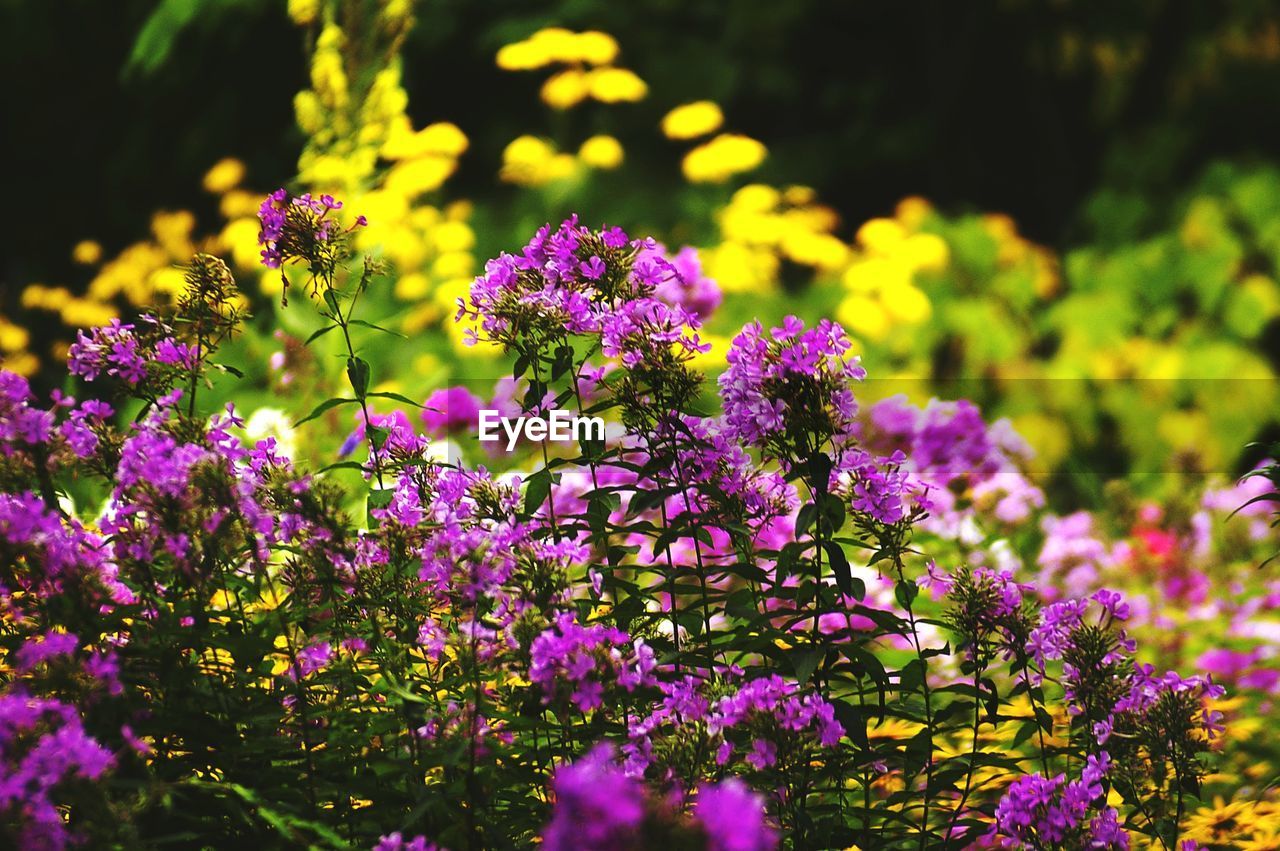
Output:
(542, 744), (646, 851)
(718, 316), (864, 458)
(421, 386), (483, 436)
(695, 778), (778, 851)
(372, 833), (441, 851)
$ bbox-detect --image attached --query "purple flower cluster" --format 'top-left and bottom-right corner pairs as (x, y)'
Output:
(624, 673), (843, 779)
(0, 693), (114, 851)
(694, 778), (778, 851)
(67, 319), (148, 385)
(600, 296), (710, 370)
(459, 217), (643, 346)
(542, 744), (777, 851)
(528, 613), (657, 711)
(991, 753), (1128, 848)
(718, 316), (864, 454)
(0, 372), (54, 445)
(257, 189), (354, 268)
(542, 743), (648, 850)
(637, 242), (723, 320)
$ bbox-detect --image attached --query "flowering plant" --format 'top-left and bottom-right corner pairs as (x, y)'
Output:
(0, 196), (1268, 850)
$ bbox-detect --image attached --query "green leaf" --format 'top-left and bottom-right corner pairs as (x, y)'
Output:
(367, 488), (394, 525)
(304, 324), (339, 345)
(349, 318), (407, 338)
(791, 647), (825, 684)
(824, 540), (854, 597)
(366, 391), (425, 408)
(346, 356), (370, 399)
(808, 451), (833, 492)
(895, 579), (919, 610)
(523, 468), (552, 517)
(125, 0), (256, 78)
(296, 397), (356, 426)
(551, 345), (574, 380)
(796, 502), (817, 537)
(323, 289), (341, 314)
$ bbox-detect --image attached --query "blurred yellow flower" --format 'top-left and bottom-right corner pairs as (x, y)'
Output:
(837, 294), (890, 341)
(220, 218), (264, 271)
(286, 0), (319, 25)
(382, 119), (469, 160)
(432, 220), (475, 253)
(396, 272), (431, 301)
(578, 135), (624, 169)
(856, 218), (907, 254)
(219, 189), (261, 219)
(202, 158), (246, 194)
(151, 210), (196, 260)
(71, 240), (102, 265)
(1, 351), (38, 377)
(895, 196), (933, 229)
(501, 136), (576, 186)
(496, 28), (620, 70)
(385, 156), (458, 197)
(572, 31), (620, 65)
(682, 134), (767, 183)
(587, 67), (648, 103)
(880, 283), (931, 323)
(541, 69), (590, 109)
(432, 251), (473, 279)
(0, 319), (30, 352)
(661, 101), (724, 140)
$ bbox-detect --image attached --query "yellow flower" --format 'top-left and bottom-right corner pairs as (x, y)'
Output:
(202, 158), (246, 194)
(1, 351), (38, 376)
(780, 230), (849, 269)
(498, 28), (621, 70)
(899, 233), (949, 273)
(837, 294), (890, 341)
(495, 40), (545, 71)
(895, 196), (933, 228)
(1182, 796), (1255, 846)
(310, 30), (350, 111)
(0, 320), (30, 352)
(395, 273), (431, 301)
(385, 156), (458, 197)
(71, 240), (102, 265)
(219, 189), (260, 219)
(880, 283), (931, 324)
(151, 210), (196, 260)
(431, 221), (475, 253)
(294, 89), (325, 135)
(382, 118), (469, 159)
(688, 333), (730, 372)
(500, 136), (576, 186)
(286, 0), (319, 25)
(855, 218), (907, 254)
(219, 218), (264, 271)
(572, 31), (619, 65)
(149, 267), (187, 298)
(587, 67), (648, 103)
(730, 184), (781, 213)
(60, 299), (117, 329)
(578, 135), (624, 169)
(661, 101), (724, 140)
(433, 251), (473, 279)
(541, 69), (590, 109)
(682, 134), (767, 183)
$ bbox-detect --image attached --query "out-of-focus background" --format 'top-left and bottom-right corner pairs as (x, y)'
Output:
(5, 0), (1280, 508)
